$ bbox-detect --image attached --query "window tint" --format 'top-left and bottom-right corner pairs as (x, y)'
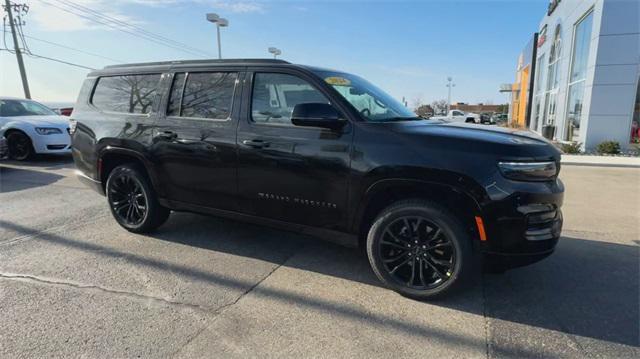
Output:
(453, 111), (464, 116)
(251, 73), (329, 125)
(92, 74), (160, 114)
(167, 72), (237, 119)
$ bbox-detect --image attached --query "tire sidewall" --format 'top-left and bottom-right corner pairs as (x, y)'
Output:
(106, 165), (152, 232)
(367, 203), (470, 299)
(7, 132), (33, 161)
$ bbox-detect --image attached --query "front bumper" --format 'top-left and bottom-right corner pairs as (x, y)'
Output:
(33, 133), (72, 154)
(480, 178), (564, 269)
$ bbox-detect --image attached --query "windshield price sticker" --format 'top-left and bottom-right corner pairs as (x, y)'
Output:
(324, 77), (351, 86)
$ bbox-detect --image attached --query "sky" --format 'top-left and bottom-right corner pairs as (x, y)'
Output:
(0, 0), (547, 105)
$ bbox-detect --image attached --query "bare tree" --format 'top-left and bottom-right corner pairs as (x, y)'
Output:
(111, 75), (158, 113)
(431, 99), (448, 115)
(415, 104), (434, 118)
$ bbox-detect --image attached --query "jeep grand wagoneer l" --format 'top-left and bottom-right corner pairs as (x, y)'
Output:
(71, 59), (564, 298)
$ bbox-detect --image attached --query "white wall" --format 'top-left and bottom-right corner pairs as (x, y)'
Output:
(531, 0), (640, 150)
(583, 0), (640, 150)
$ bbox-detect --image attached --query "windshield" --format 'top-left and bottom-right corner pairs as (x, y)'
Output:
(314, 70), (418, 122)
(0, 99), (58, 117)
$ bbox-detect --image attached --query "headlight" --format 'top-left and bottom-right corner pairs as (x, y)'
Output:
(498, 161), (558, 181)
(35, 127), (63, 135)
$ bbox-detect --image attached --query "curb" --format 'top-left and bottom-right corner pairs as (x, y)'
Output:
(561, 155), (640, 169)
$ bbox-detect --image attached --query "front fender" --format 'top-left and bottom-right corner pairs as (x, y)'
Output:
(350, 175), (485, 234)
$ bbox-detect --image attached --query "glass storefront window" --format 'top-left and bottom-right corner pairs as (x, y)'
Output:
(631, 78), (640, 145)
(531, 54), (546, 131)
(565, 11), (593, 141)
(542, 25), (562, 133)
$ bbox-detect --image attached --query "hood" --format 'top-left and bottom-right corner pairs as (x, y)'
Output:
(1, 115), (70, 128)
(385, 120), (560, 160)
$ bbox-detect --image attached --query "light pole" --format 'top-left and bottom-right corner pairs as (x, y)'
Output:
(268, 47), (282, 59)
(446, 76), (455, 113)
(206, 13), (229, 59)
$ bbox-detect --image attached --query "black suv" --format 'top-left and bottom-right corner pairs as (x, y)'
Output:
(71, 59), (564, 299)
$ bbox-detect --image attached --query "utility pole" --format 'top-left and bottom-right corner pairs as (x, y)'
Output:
(446, 77), (455, 113)
(4, 0), (30, 99)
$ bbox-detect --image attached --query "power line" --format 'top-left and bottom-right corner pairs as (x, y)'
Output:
(55, 0), (210, 56)
(2, 13), (95, 70)
(26, 52), (95, 70)
(22, 34), (124, 63)
(35, 0), (211, 58)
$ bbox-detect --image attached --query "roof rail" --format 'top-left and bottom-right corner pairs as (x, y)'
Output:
(103, 58), (290, 69)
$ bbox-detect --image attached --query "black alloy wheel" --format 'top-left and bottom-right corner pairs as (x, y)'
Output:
(109, 172), (148, 226)
(366, 200), (471, 299)
(106, 164), (170, 233)
(6, 131), (33, 161)
(379, 216), (455, 289)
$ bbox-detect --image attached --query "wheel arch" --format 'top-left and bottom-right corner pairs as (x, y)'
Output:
(99, 147), (162, 195)
(353, 178), (483, 247)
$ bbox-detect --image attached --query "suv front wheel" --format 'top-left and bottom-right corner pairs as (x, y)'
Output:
(366, 200), (471, 299)
(106, 164), (170, 233)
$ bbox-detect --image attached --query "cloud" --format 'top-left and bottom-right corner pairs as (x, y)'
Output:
(26, 0), (141, 32)
(26, 0), (263, 32)
(206, 1), (265, 13)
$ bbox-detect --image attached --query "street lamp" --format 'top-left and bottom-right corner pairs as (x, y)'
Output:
(268, 47), (282, 59)
(446, 76), (456, 113)
(206, 13), (229, 59)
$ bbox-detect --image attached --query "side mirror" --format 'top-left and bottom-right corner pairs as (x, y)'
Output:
(291, 103), (344, 130)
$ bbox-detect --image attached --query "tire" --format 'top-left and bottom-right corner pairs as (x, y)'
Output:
(106, 164), (170, 233)
(366, 199), (472, 299)
(6, 131), (34, 161)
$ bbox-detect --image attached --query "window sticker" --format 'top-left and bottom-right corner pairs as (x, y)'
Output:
(324, 76), (351, 86)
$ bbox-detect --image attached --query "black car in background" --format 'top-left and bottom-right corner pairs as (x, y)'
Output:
(70, 59), (564, 299)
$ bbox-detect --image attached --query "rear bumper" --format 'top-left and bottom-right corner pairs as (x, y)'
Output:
(75, 169), (104, 195)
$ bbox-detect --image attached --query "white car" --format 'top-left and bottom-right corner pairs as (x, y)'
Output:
(0, 97), (71, 160)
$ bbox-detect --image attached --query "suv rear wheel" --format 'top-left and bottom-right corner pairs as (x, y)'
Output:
(106, 164), (170, 233)
(366, 200), (471, 299)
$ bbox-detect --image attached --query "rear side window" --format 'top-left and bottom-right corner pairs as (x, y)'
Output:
(92, 74), (161, 114)
(167, 72), (237, 120)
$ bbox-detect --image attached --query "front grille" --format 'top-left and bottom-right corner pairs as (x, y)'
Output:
(525, 210), (562, 241)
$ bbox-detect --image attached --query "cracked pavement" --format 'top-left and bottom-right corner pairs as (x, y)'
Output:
(0, 157), (638, 358)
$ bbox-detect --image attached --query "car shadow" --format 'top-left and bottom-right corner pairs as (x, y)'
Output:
(0, 167), (66, 193)
(0, 212), (636, 350)
(151, 213), (639, 348)
(1, 154), (74, 171)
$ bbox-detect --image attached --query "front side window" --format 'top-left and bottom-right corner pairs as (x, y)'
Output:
(0, 99), (57, 117)
(565, 11), (593, 141)
(167, 72), (237, 119)
(452, 111), (464, 117)
(314, 70), (417, 122)
(92, 74), (161, 114)
(251, 73), (330, 125)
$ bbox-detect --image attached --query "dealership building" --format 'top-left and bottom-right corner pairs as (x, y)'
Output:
(509, 0), (640, 150)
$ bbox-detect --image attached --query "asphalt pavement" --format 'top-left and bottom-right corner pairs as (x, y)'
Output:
(0, 156), (638, 358)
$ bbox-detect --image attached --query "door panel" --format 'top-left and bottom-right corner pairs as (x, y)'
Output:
(236, 71), (352, 231)
(149, 70), (243, 210)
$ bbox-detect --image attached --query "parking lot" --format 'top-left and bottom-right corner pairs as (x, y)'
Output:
(0, 156), (638, 358)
